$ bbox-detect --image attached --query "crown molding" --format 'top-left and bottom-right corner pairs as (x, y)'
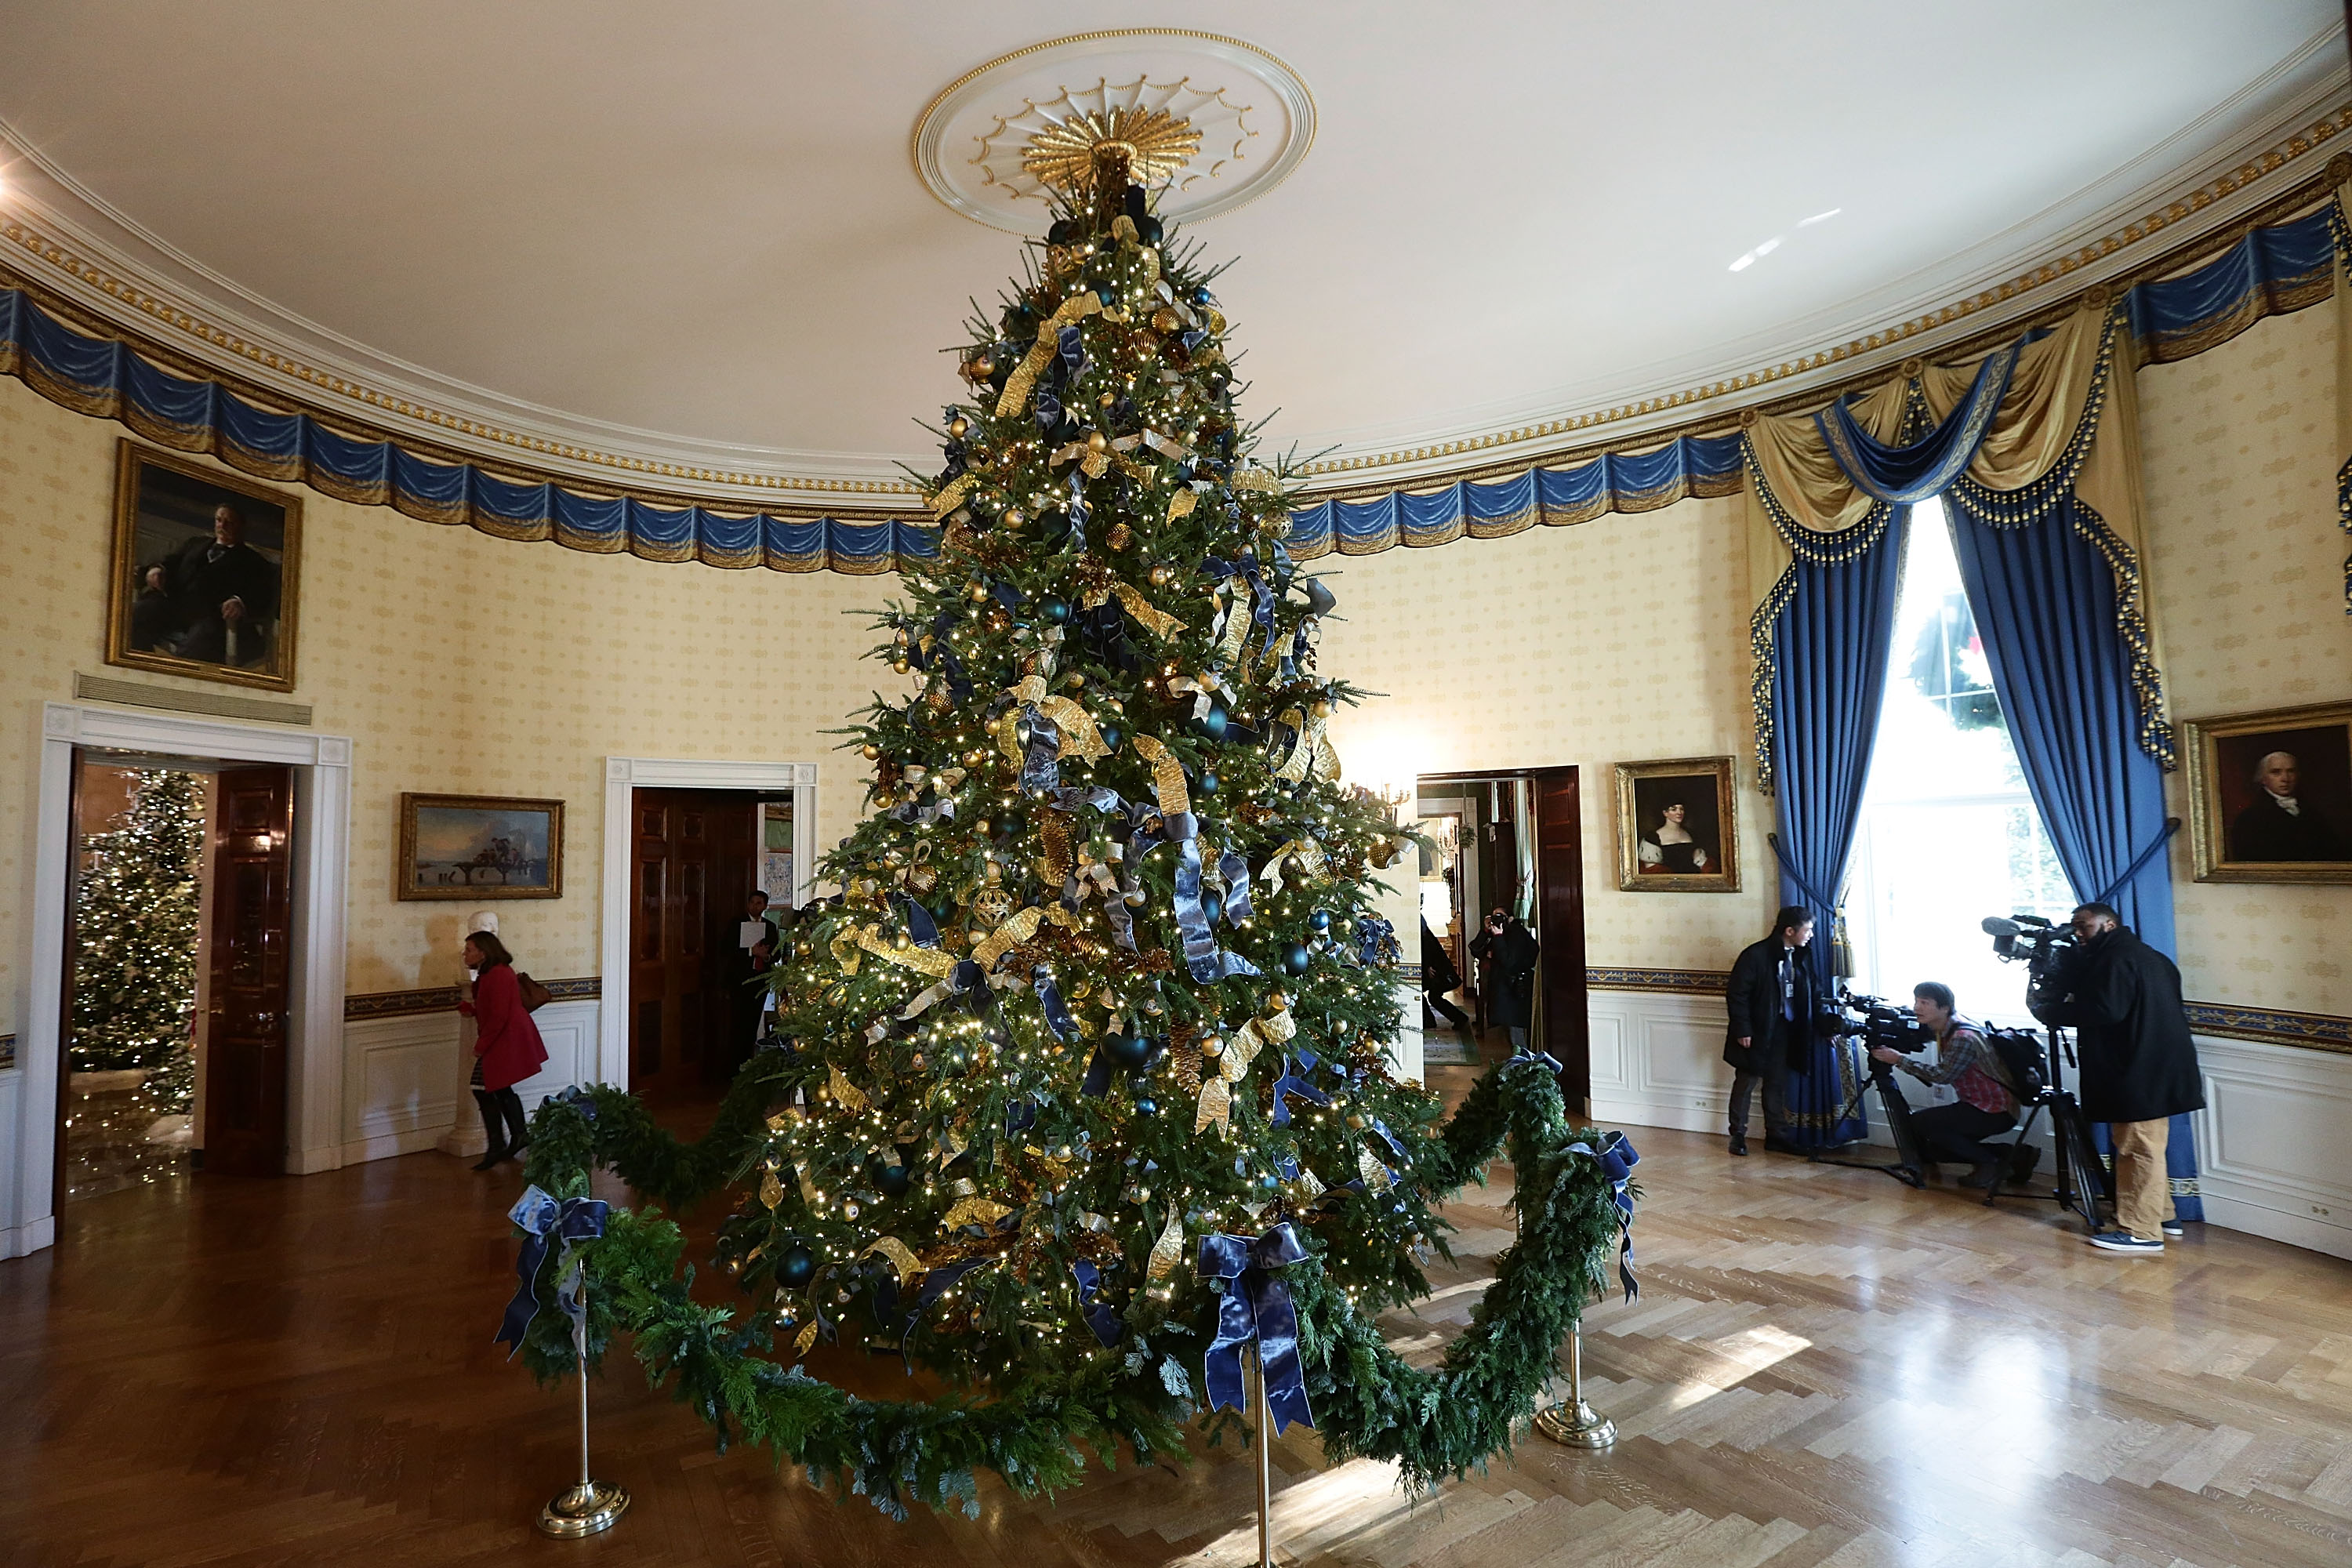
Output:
(0, 39), (2344, 511)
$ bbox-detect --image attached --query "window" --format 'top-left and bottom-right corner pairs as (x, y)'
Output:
(1842, 498), (2074, 1023)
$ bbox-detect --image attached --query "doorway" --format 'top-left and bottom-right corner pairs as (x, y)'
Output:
(58, 751), (294, 1200)
(627, 786), (786, 1099)
(1415, 768), (1590, 1112)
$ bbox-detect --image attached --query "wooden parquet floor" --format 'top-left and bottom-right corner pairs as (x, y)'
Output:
(6, 1044), (2352, 1567)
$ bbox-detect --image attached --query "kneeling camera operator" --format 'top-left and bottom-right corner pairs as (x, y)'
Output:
(1866, 982), (2025, 1189)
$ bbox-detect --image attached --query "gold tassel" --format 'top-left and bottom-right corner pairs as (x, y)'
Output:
(1041, 811), (1073, 885)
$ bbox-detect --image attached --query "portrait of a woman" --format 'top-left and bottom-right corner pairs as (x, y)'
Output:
(1616, 758), (1740, 892)
(1638, 799), (1715, 875)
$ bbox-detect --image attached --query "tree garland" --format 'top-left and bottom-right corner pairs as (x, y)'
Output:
(510, 1052), (1634, 1517)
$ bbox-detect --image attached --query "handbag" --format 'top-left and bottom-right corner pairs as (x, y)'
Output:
(516, 971), (553, 1013)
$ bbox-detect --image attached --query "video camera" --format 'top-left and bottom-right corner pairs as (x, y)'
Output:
(1983, 913), (2075, 976)
(1820, 990), (1929, 1058)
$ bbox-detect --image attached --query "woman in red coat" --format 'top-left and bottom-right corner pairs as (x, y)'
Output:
(459, 930), (547, 1170)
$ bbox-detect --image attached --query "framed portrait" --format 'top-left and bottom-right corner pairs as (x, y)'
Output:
(1615, 757), (1740, 892)
(106, 440), (301, 691)
(2183, 702), (2352, 884)
(397, 793), (565, 901)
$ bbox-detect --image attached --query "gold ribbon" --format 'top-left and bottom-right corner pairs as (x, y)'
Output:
(1258, 839), (1330, 897)
(1131, 735), (1191, 817)
(828, 1065), (869, 1114)
(931, 472), (976, 519)
(944, 1196), (1013, 1230)
(995, 293), (1102, 419)
(968, 905), (1075, 969)
(1147, 1211), (1185, 1279)
(865, 1236), (923, 1279)
(759, 1169), (784, 1210)
(852, 923), (959, 979)
(1110, 582), (1185, 640)
(1214, 579), (1250, 666)
(1195, 1076), (1231, 1134)
(1041, 811), (1073, 885)
(1358, 1145), (1396, 1192)
(1167, 488), (1198, 524)
(1270, 706), (1338, 785)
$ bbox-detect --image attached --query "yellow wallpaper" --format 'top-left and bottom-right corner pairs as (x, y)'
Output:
(1318, 495), (1779, 971)
(2139, 305), (2352, 1017)
(0, 373), (903, 1030)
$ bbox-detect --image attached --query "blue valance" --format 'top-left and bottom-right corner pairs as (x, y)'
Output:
(1285, 434), (1745, 558)
(0, 283), (937, 575)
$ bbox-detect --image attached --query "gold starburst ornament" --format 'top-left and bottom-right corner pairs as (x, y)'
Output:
(1022, 105), (1203, 194)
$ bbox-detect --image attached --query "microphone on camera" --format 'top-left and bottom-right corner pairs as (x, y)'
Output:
(1980, 916), (2023, 938)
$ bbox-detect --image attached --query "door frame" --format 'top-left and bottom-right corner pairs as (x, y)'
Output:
(598, 757), (816, 1091)
(12, 700), (351, 1258)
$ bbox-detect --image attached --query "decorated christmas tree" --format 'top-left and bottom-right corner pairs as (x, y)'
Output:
(71, 768), (206, 1113)
(512, 147), (1638, 1519)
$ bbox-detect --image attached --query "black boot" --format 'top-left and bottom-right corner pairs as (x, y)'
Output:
(470, 1090), (508, 1171)
(1728, 1130), (1748, 1156)
(497, 1089), (529, 1162)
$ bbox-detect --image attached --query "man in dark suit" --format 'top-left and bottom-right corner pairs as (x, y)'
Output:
(1722, 905), (1816, 1156)
(2032, 902), (2204, 1254)
(2228, 751), (2347, 862)
(131, 502), (281, 666)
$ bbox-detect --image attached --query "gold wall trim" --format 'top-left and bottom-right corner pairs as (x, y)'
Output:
(73, 672), (314, 726)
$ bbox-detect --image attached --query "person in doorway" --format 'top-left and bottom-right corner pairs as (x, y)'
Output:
(459, 930), (546, 1171)
(1419, 917), (1472, 1036)
(1469, 909), (1538, 1052)
(1723, 906), (1816, 1157)
(2031, 902), (2203, 1254)
(2228, 751), (2347, 862)
(1871, 982), (2020, 1188)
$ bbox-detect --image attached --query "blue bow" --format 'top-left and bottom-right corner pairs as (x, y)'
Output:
(494, 1183), (608, 1357)
(546, 1083), (599, 1123)
(1031, 966), (1078, 1040)
(1269, 1051), (1331, 1127)
(1196, 1224), (1315, 1434)
(1353, 914), (1398, 967)
(1070, 1259), (1123, 1348)
(1566, 1131), (1642, 1301)
(1509, 1044), (1564, 1076)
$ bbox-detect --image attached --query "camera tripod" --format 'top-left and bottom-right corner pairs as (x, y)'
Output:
(1982, 1024), (2111, 1229)
(1806, 1045), (1929, 1189)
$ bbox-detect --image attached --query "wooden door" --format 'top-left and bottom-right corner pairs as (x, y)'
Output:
(1530, 767), (1592, 1116)
(204, 764), (293, 1176)
(630, 789), (758, 1098)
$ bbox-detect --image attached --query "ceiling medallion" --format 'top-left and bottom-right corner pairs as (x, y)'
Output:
(913, 30), (1315, 233)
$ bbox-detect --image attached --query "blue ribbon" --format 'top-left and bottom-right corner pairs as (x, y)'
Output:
(1018, 703), (1062, 791)
(1063, 470), (1091, 552)
(1566, 1131), (1642, 1302)
(494, 1183), (609, 1357)
(546, 1083), (599, 1123)
(1354, 913), (1398, 967)
(891, 892), (942, 949)
(1269, 1051), (1331, 1127)
(1218, 844), (1254, 924)
(1196, 1224), (1315, 1433)
(1031, 966), (1078, 1040)
(1508, 1044), (1564, 1076)
(1070, 1259), (1123, 1348)
(1054, 323), (1086, 387)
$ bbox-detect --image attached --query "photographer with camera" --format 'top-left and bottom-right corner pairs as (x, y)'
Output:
(1722, 906), (1815, 1157)
(1868, 982), (2025, 1189)
(2031, 902), (2203, 1254)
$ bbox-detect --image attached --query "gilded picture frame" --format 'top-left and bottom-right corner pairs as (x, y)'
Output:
(106, 439), (303, 692)
(397, 793), (566, 902)
(1614, 756), (1740, 893)
(2183, 702), (2352, 884)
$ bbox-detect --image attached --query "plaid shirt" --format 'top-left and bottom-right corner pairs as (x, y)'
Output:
(1898, 1022), (2015, 1114)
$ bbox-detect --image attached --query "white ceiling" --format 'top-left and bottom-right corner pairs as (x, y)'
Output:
(0, 2), (2338, 489)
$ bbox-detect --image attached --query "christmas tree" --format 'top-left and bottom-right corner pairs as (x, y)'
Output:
(71, 768), (205, 1105)
(515, 148), (1637, 1518)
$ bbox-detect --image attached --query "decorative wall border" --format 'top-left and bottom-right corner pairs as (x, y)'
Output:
(1588, 967), (1732, 996)
(0, 1033), (13, 1071)
(343, 976), (601, 1022)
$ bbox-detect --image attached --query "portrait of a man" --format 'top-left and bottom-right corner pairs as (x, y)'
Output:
(2187, 704), (2352, 884)
(107, 441), (300, 691)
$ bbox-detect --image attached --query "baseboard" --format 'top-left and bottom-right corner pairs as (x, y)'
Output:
(340, 1127), (449, 1166)
(0, 1214), (57, 1258)
(2199, 1192), (2352, 1261)
(1590, 1098), (1722, 1136)
(287, 1144), (345, 1175)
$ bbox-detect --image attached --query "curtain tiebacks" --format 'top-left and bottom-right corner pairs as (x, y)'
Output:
(2092, 818), (2181, 906)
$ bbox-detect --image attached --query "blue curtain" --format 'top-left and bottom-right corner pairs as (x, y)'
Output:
(1944, 495), (2174, 951)
(1768, 507), (1908, 1147)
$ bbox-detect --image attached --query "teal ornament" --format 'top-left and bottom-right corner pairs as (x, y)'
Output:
(1106, 1031), (1152, 1069)
(1197, 769), (1221, 795)
(1094, 281), (1118, 307)
(1308, 909), (1332, 932)
(1041, 596), (1071, 626)
(877, 1163), (913, 1199)
(1196, 700), (1231, 742)
(1134, 1096), (1157, 1116)
(776, 1242), (816, 1290)
(1191, 285), (1214, 307)
(1281, 942), (1312, 976)
(1200, 890), (1225, 927)
(1098, 720), (1123, 751)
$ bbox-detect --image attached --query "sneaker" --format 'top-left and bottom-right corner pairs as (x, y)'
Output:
(2161, 1219), (2184, 1238)
(2087, 1230), (2164, 1254)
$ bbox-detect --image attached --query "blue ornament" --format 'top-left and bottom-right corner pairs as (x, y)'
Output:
(1094, 281), (1119, 307)
(1197, 769), (1221, 795)
(1308, 909), (1332, 931)
(877, 1163), (913, 1198)
(1106, 1030), (1152, 1069)
(1133, 1096), (1157, 1116)
(1040, 595), (1071, 626)
(1196, 700), (1231, 742)
(1191, 285), (1214, 307)
(1200, 890), (1225, 927)
(1098, 720), (1123, 752)
(776, 1242), (816, 1289)
(1281, 942), (1312, 976)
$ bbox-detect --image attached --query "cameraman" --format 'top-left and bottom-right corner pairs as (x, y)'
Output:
(1869, 982), (2020, 1189)
(2031, 902), (2204, 1255)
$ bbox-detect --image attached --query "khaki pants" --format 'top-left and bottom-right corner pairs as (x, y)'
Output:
(2112, 1118), (2176, 1243)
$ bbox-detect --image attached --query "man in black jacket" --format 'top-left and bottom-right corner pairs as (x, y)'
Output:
(1722, 906), (1816, 1157)
(131, 503), (281, 667)
(2033, 902), (2204, 1254)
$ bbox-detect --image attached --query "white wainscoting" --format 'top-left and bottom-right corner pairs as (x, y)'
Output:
(0, 1069), (35, 1259)
(1588, 988), (2352, 1262)
(341, 999), (601, 1166)
(2193, 1035), (2352, 1261)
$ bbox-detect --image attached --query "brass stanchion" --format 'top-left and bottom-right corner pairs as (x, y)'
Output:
(1252, 1346), (1276, 1568)
(1533, 1317), (1615, 1449)
(537, 1301), (630, 1537)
